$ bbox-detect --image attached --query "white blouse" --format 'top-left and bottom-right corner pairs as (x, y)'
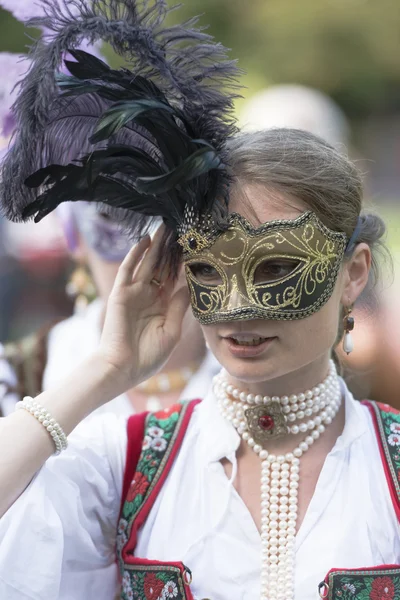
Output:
(0, 383), (399, 600)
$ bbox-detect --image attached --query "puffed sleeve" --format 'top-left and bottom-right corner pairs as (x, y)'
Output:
(0, 412), (127, 600)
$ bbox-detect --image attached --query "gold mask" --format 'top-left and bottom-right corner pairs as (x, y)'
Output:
(179, 211), (347, 324)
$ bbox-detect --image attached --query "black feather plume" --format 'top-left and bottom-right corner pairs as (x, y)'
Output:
(0, 0), (241, 270)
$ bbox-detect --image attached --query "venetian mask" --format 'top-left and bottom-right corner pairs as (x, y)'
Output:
(179, 211), (348, 324)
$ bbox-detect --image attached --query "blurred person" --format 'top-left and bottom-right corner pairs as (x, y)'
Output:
(239, 84), (349, 148)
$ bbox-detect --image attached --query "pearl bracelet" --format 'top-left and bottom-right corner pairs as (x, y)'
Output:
(16, 397), (68, 455)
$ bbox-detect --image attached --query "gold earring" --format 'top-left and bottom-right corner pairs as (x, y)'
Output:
(66, 265), (96, 314)
(342, 306), (355, 355)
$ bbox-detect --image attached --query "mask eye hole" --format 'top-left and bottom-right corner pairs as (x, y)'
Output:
(188, 262), (223, 286)
(254, 258), (300, 284)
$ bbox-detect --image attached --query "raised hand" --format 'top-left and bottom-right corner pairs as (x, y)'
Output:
(97, 227), (190, 390)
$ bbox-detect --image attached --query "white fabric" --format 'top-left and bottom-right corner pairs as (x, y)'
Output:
(0, 343), (19, 417)
(43, 298), (218, 418)
(0, 382), (399, 599)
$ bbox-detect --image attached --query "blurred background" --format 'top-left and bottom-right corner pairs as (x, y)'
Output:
(0, 0), (399, 400)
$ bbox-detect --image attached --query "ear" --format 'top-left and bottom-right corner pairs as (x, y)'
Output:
(340, 243), (372, 306)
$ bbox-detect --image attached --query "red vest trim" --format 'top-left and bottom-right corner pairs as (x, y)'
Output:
(117, 399), (200, 600)
(362, 400), (400, 522)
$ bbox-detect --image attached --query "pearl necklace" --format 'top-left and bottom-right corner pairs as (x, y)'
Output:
(213, 361), (342, 600)
(213, 362), (339, 438)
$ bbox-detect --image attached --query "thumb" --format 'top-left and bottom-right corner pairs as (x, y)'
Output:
(163, 285), (191, 342)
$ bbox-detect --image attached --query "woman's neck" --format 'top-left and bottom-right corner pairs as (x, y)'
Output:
(227, 354), (333, 398)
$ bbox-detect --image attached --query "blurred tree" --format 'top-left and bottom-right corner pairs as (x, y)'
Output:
(0, 0), (399, 118)
(166, 0), (400, 117)
(0, 8), (39, 54)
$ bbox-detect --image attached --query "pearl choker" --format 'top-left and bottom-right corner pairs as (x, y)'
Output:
(213, 360), (342, 600)
(213, 361), (339, 441)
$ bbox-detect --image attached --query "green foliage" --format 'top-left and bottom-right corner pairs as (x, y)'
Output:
(0, 0), (399, 116)
(0, 8), (39, 53)
(166, 0), (400, 116)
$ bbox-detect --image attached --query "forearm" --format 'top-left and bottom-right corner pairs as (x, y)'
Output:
(0, 353), (126, 517)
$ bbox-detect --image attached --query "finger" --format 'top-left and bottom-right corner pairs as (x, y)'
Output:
(162, 285), (191, 342)
(114, 235), (151, 288)
(134, 225), (166, 283)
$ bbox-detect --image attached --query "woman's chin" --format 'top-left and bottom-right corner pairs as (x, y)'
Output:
(218, 354), (282, 384)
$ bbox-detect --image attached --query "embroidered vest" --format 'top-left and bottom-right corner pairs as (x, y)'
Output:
(117, 400), (400, 600)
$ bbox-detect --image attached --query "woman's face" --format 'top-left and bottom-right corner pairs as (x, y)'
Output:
(200, 182), (370, 385)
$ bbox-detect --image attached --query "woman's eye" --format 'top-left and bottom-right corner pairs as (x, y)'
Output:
(189, 263), (222, 285)
(254, 259), (299, 284)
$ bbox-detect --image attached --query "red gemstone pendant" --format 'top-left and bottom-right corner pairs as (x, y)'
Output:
(245, 404), (289, 443)
(259, 414), (275, 431)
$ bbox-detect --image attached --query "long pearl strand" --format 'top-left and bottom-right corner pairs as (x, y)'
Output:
(213, 360), (342, 600)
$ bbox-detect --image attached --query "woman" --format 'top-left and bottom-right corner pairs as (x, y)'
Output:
(0, 2), (399, 600)
(1, 128), (399, 600)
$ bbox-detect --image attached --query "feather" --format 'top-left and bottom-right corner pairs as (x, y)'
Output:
(0, 0), (241, 271)
(135, 147), (221, 195)
(90, 99), (175, 143)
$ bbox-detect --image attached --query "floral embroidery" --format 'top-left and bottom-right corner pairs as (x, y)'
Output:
(144, 572), (165, 599)
(148, 426), (165, 438)
(142, 435), (152, 450)
(371, 402), (400, 501)
(388, 433), (400, 446)
(126, 472), (150, 501)
(325, 569), (400, 600)
(119, 404), (184, 530)
(369, 577), (395, 600)
(151, 437), (167, 452)
(117, 401), (197, 600)
(342, 583), (356, 594)
(120, 568), (188, 600)
(163, 581), (179, 598)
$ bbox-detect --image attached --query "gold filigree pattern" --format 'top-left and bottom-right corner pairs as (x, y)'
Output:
(183, 211), (347, 323)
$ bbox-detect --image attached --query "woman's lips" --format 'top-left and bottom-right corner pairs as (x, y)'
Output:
(222, 335), (277, 358)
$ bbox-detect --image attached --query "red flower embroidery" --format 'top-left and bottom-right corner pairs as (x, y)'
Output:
(154, 403), (181, 420)
(370, 576), (395, 600)
(377, 403), (396, 414)
(143, 572), (165, 600)
(126, 472), (149, 502)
